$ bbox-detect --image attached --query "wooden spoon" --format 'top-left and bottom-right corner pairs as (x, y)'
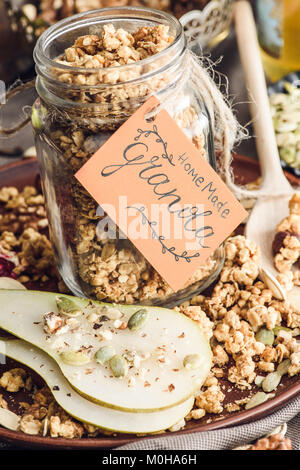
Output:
(234, 1), (300, 306)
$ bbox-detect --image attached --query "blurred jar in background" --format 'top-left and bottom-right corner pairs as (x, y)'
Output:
(256, 0), (300, 82)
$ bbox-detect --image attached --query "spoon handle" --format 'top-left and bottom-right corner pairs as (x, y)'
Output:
(234, 1), (291, 192)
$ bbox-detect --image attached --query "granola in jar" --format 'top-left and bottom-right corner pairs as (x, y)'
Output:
(32, 7), (224, 305)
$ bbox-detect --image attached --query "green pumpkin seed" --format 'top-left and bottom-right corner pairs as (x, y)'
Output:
(128, 309), (148, 331)
(277, 359), (291, 376)
(109, 355), (128, 378)
(273, 325), (291, 336)
(56, 296), (82, 317)
(31, 107), (42, 130)
(60, 350), (90, 366)
(245, 391), (275, 410)
(183, 354), (202, 370)
(95, 346), (116, 365)
(254, 375), (264, 387)
(255, 328), (275, 345)
(262, 371), (282, 392)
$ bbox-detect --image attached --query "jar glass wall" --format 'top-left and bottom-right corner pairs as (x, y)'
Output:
(32, 7), (224, 306)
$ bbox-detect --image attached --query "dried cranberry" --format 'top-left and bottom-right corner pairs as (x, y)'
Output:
(272, 231), (300, 254)
(0, 257), (17, 278)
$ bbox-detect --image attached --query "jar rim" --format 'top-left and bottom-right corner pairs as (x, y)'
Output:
(34, 6), (184, 75)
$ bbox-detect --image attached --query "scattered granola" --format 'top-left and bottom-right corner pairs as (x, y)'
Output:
(176, 235), (300, 419)
(272, 193), (300, 289)
(0, 185), (67, 290)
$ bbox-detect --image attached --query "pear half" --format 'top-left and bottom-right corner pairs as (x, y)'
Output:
(2, 338), (194, 434)
(0, 290), (212, 412)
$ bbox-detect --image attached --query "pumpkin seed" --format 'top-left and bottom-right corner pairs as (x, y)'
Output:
(254, 375), (264, 387)
(109, 355), (129, 378)
(183, 354), (202, 370)
(60, 350), (90, 366)
(245, 391), (275, 410)
(0, 408), (20, 431)
(56, 296), (82, 317)
(276, 122), (298, 133)
(273, 325), (291, 336)
(277, 359), (291, 376)
(31, 107), (42, 130)
(279, 146), (296, 164)
(128, 309), (148, 331)
(262, 371), (281, 392)
(95, 346), (116, 365)
(255, 328), (275, 345)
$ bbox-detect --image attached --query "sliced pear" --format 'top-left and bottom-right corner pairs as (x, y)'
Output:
(0, 277), (26, 290)
(0, 290), (212, 412)
(0, 278), (26, 339)
(2, 338), (194, 434)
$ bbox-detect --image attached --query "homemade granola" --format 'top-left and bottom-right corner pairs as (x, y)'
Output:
(33, 19), (222, 304)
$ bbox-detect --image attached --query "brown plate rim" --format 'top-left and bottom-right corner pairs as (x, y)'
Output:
(0, 155), (299, 449)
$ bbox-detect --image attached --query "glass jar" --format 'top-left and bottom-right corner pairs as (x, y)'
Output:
(32, 6), (224, 306)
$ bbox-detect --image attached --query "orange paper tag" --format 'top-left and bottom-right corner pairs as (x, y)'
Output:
(75, 96), (247, 291)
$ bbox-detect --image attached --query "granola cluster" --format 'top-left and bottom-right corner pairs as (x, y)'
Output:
(0, 368), (92, 438)
(272, 193), (300, 291)
(0, 186), (67, 290)
(34, 23), (217, 304)
(52, 23), (176, 105)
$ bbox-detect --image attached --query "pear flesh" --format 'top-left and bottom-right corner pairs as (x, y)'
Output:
(2, 338), (194, 434)
(0, 290), (212, 412)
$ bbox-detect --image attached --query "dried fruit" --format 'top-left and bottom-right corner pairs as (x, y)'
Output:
(128, 309), (148, 331)
(60, 350), (90, 366)
(109, 355), (128, 378)
(0, 256), (17, 279)
(272, 231), (290, 254)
